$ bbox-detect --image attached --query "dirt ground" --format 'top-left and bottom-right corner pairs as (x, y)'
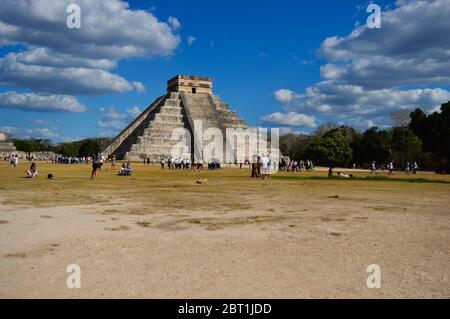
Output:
(0, 161), (449, 298)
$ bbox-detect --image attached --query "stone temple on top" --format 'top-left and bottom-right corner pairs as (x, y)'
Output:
(103, 75), (252, 162)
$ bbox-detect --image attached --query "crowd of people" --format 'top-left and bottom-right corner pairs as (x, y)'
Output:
(8, 154), (19, 167)
(369, 160), (420, 175)
(6, 150), (427, 182)
(279, 159), (315, 172)
(251, 155), (275, 179)
(118, 162), (133, 176)
(159, 157), (218, 171)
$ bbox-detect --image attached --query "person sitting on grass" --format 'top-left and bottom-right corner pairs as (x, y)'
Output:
(26, 162), (38, 178)
(337, 171), (351, 179)
(118, 162), (132, 176)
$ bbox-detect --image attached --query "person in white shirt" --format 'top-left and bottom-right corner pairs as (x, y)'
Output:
(261, 155), (269, 179)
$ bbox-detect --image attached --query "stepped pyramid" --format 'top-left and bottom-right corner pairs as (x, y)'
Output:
(0, 133), (17, 158)
(103, 75), (251, 162)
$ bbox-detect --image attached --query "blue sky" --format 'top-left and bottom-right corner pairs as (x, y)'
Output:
(0, 0), (449, 142)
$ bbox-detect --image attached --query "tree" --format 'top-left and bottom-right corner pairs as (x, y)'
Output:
(351, 127), (391, 166)
(391, 110), (411, 127)
(59, 143), (80, 157)
(280, 133), (315, 160)
(390, 126), (422, 163)
(56, 138), (112, 157)
(409, 101), (450, 172)
(307, 132), (353, 167)
(312, 122), (341, 137)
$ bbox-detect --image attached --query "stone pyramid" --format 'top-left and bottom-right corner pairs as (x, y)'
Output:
(103, 75), (250, 162)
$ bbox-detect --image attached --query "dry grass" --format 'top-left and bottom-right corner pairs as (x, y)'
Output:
(1, 161), (450, 215)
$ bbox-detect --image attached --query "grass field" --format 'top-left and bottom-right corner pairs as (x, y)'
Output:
(0, 161), (449, 298)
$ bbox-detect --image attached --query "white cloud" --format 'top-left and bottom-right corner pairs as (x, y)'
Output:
(126, 106), (141, 117)
(273, 0), (450, 129)
(278, 127), (310, 135)
(0, 0), (180, 95)
(0, 91), (86, 113)
(12, 48), (117, 70)
(318, 0), (450, 89)
(273, 89), (300, 104)
(187, 36), (197, 46)
(33, 119), (60, 126)
(26, 128), (59, 139)
(132, 81), (146, 94)
(168, 16), (181, 30)
(0, 0), (180, 60)
(261, 112), (317, 128)
(97, 106), (141, 135)
(276, 82), (450, 116)
(0, 125), (59, 139)
(0, 52), (136, 95)
(0, 126), (19, 135)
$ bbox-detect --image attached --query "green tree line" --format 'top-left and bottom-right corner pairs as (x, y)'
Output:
(280, 101), (450, 172)
(12, 138), (112, 158)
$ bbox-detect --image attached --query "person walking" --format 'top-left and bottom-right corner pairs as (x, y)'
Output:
(413, 161), (419, 174)
(110, 154), (116, 172)
(90, 153), (103, 180)
(370, 161), (376, 174)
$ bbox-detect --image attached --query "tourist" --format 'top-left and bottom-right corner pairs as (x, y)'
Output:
(388, 161), (394, 175)
(328, 166), (334, 177)
(337, 172), (352, 179)
(186, 158), (190, 170)
(404, 161), (411, 175)
(26, 162), (38, 178)
(161, 158), (165, 170)
(110, 154), (116, 172)
(260, 155), (270, 179)
(256, 156), (262, 177)
(251, 161), (258, 178)
(370, 161), (376, 174)
(90, 153), (103, 180)
(119, 162), (132, 176)
(413, 161), (419, 174)
(9, 154), (19, 167)
(9, 155), (15, 167)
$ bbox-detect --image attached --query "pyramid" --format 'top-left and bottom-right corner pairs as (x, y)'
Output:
(0, 133), (17, 158)
(103, 75), (251, 162)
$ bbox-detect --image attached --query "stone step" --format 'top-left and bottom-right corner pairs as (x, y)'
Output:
(137, 136), (174, 144)
(158, 107), (183, 116)
(153, 113), (184, 122)
(147, 121), (185, 129)
(168, 92), (180, 99)
(130, 145), (181, 154)
(163, 99), (180, 107)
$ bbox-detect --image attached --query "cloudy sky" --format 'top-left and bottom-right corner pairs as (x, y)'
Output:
(0, 0), (449, 141)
